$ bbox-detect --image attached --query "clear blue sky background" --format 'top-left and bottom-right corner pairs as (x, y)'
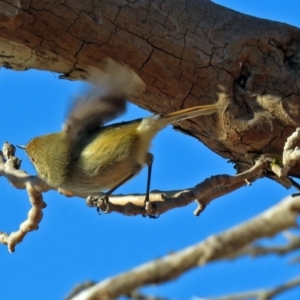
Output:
(0, 1), (299, 299)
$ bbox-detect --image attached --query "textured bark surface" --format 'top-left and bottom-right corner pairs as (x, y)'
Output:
(1, 0), (300, 177)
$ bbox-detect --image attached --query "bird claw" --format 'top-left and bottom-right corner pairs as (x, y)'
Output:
(142, 201), (160, 219)
(86, 194), (111, 214)
(97, 194), (110, 214)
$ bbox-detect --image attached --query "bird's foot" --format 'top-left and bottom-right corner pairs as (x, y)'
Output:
(143, 200), (160, 219)
(86, 194), (110, 214)
(97, 194), (110, 213)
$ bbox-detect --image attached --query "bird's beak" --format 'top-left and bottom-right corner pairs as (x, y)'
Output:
(17, 145), (26, 150)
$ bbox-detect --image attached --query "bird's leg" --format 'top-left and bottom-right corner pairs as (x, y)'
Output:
(94, 164), (143, 213)
(103, 171), (140, 197)
(144, 153), (158, 217)
(144, 153), (153, 204)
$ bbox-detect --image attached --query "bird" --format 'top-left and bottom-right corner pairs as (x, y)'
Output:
(19, 59), (218, 210)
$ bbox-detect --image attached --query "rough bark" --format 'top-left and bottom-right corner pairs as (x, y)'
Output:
(1, 0), (300, 178)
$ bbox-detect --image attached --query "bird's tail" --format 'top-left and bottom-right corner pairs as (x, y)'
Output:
(137, 104), (218, 133)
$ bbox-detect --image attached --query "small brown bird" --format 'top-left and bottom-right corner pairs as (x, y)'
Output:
(21, 60), (218, 205)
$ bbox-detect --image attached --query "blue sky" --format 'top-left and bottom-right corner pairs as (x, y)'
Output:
(0, 1), (299, 299)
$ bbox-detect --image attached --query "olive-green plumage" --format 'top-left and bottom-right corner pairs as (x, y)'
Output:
(24, 60), (218, 198)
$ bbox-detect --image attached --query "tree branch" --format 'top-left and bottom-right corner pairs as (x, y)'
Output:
(0, 142), (50, 252)
(86, 158), (267, 216)
(205, 276), (300, 300)
(274, 127), (300, 177)
(1, 0), (300, 178)
(226, 231), (300, 260)
(126, 290), (168, 300)
(69, 195), (300, 300)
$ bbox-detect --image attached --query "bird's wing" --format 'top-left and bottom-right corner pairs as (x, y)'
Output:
(63, 59), (145, 143)
(63, 92), (127, 142)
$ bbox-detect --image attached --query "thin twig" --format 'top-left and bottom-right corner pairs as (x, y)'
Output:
(87, 158), (267, 216)
(0, 142), (50, 252)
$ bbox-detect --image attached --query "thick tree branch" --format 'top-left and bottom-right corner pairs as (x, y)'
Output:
(1, 0), (300, 178)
